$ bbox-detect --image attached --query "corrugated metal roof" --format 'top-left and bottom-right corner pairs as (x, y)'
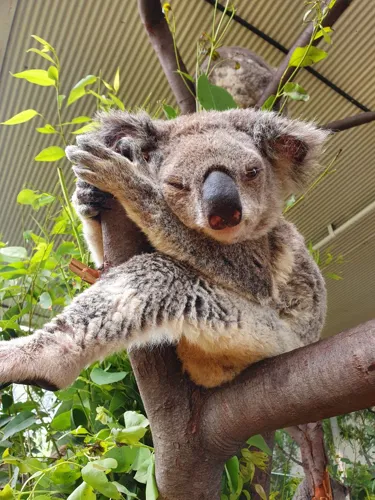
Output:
(0, 0), (374, 338)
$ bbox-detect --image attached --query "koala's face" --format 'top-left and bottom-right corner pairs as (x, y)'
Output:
(96, 109), (328, 244)
(159, 126), (283, 244)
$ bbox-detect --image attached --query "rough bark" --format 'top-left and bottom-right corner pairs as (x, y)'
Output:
(137, 0), (196, 114)
(256, 0), (352, 108)
(101, 199), (375, 500)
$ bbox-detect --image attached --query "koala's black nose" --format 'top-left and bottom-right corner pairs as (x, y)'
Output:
(202, 170), (242, 230)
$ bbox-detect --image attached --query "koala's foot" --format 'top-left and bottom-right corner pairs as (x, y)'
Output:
(73, 179), (113, 220)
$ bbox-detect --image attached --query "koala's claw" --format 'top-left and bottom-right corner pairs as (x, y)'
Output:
(73, 180), (113, 219)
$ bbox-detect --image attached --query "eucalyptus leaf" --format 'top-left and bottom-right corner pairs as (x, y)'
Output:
(67, 481), (96, 500)
(197, 74), (238, 111)
(289, 46), (328, 67)
(1, 109), (40, 125)
(2, 411), (36, 440)
(90, 367), (127, 385)
(35, 146), (65, 162)
(39, 291), (52, 309)
(12, 69), (55, 86)
(247, 434), (273, 455)
(283, 82), (309, 102)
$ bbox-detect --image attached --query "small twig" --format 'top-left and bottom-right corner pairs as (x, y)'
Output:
(323, 111), (375, 132)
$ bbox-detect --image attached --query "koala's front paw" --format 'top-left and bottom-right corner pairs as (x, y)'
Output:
(66, 136), (130, 194)
(72, 180), (113, 220)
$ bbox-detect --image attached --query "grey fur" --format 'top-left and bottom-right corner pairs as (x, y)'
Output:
(0, 109), (329, 389)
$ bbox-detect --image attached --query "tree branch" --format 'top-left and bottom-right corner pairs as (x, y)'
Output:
(101, 200), (375, 499)
(256, 0), (352, 108)
(137, 0), (196, 114)
(322, 111), (375, 132)
(203, 320), (375, 458)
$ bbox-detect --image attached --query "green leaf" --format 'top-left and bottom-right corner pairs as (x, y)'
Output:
(289, 46), (328, 67)
(225, 456), (239, 492)
(26, 47), (55, 64)
(31, 35), (54, 52)
(67, 481), (96, 500)
(72, 123), (98, 135)
(70, 116), (92, 124)
(0, 246), (27, 263)
(81, 462), (120, 499)
(1, 109), (40, 125)
(112, 482), (137, 497)
(105, 446), (137, 473)
(254, 484), (267, 500)
(36, 124), (57, 134)
(197, 74), (238, 111)
(326, 272), (343, 281)
(108, 93), (125, 111)
(2, 411), (36, 440)
(48, 66), (59, 82)
(176, 70), (194, 82)
(35, 146), (65, 161)
(0, 484), (14, 499)
(146, 457), (158, 500)
(283, 82), (309, 102)
(261, 94), (276, 111)
(314, 26), (333, 44)
(163, 104), (178, 120)
(39, 291), (52, 309)
(247, 435), (273, 455)
(50, 411), (71, 431)
(113, 67), (120, 93)
(11, 69), (55, 86)
(90, 367), (127, 385)
(125, 411), (149, 429)
(67, 75), (97, 106)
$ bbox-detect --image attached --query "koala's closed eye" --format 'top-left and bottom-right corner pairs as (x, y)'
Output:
(244, 166), (261, 180)
(164, 176), (190, 191)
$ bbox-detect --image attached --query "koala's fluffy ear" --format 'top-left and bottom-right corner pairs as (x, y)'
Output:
(228, 109), (330, 192)
(94, 110), (158, 148)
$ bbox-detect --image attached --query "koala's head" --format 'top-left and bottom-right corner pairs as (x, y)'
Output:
(95, 109), (329, 244)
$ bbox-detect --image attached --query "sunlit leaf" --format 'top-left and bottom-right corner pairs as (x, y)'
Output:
(11, 69), (55, 86)
(36, 124), (57, 134)
(146, 457), (158, 500)
(1, 109), (40, 125)
(72, 123), (98, 135)
(26, 47), (55, 64)
(67, 75), (97, 106)
(247, 435), (273, 455)
(31, 35), (55, 52)
(108, 93), (125, 111)
(113, 67), (120, 93)
(254, 483), (267, 500)
(261, 94), (276, 111)
(289, 46), (328, 67)
(35, 146), (65, 161)
(48, 66), (59, 82)
(283, 82), (309, 102)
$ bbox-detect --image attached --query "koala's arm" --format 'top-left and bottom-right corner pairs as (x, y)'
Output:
(276, 226), (327, 345)
(0, 253), (297, 390)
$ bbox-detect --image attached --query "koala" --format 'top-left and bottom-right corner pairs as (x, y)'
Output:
(203, 46), (276, 109)
(0, 109), (328, 390)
